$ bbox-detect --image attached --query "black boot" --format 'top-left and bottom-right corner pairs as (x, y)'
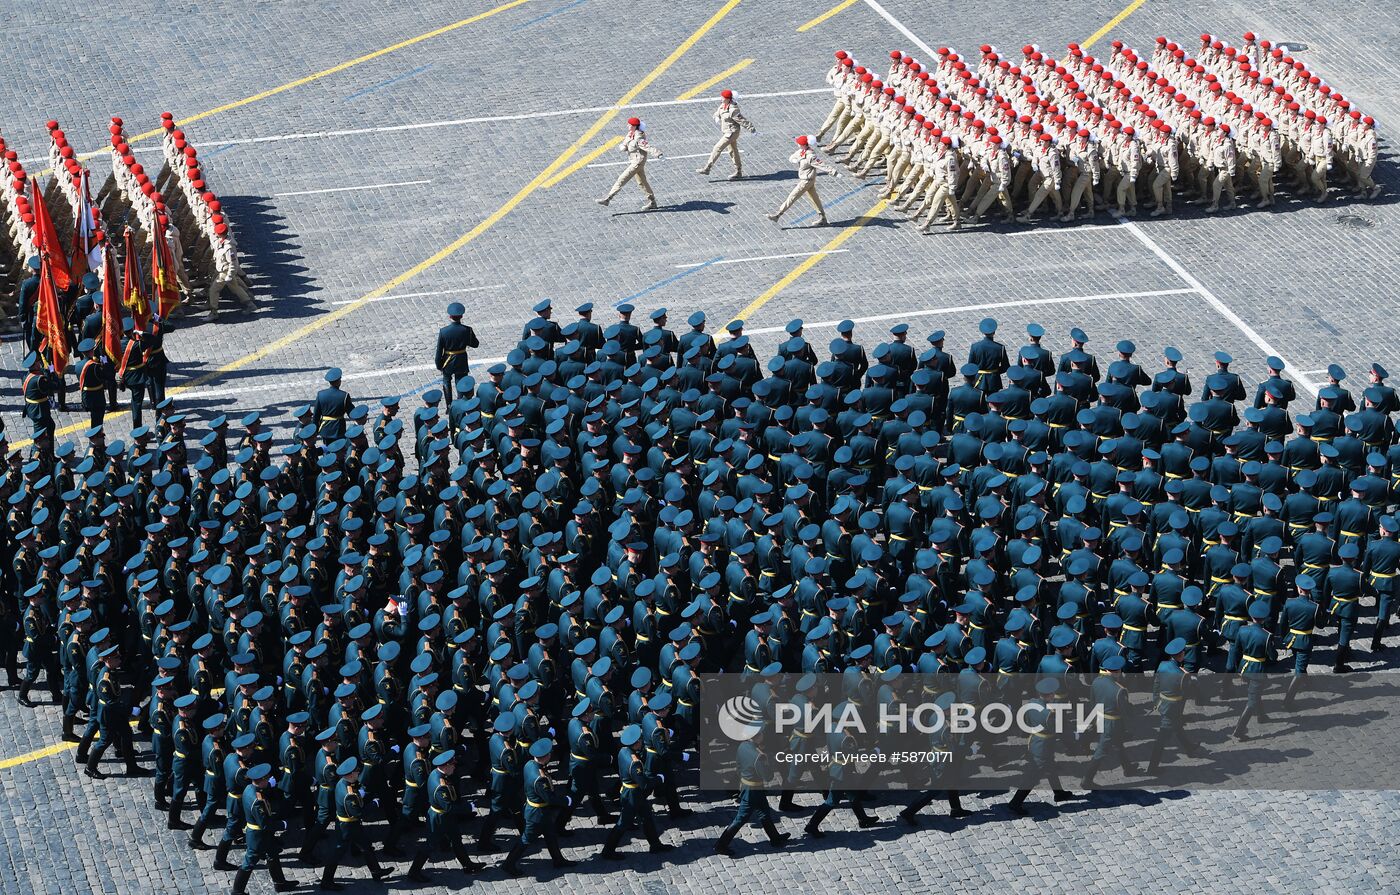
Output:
(318, 862), (342, 891)
(501, 843), (525, 878)
(804, 806), (831, 838)
(777, 791), (796, 812)
(714, 823), (739, 856)
(366, 856), (390, 880)
(268, 854), (296, 892)
(16, 683), (35, 708)
(1284, 675), (1304, 708)
(476, 818), (497, 853)
(62, 715), (80, 743)
(1007, 789), (1030, 816)
(230, 868), (251, 895)
(154, 779), (169, 810)
(213, 840), (235, 871)
(167, 798), (191, 830)
(1335, 644), (1353, 673)
(947, 792), (971, 819)
(761, 819), (790, 848)
(407, 848), (430, 883)
(188, 819), (208, 850)
(1080, 758), (1102, 791)
(599, 827), (625, 860)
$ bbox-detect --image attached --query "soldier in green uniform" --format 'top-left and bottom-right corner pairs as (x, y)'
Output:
(84, 644), (144, 779)
(1325, 542), (1362, 671)
(231, 762), (297, 894)
(1147, 638), (1204, 771)
(314, 369), (354, 444)
(407, 748), (483, 882)
(396, 723), (433, 836)
(187, 713), (229, 849)
(434, 302), (479, 406)
(501, 738), (575, 876)
(21, 351), (59, 441)
(167, 693), (201, 829)
(320, 756), (391, 890)
(715, 728), (790, 856)
(73, 339), (110, 430)
(1281, 574), (1321, 706)
(1008, 678), (1075, 814)
(559, 697), (614, 829)
(598, 723), (672, 859)
(296, 727), (339, 860)
(1232, 600), (1277, 741)
(17, 585), (61, 707)
(1079, 655), (1139, 788)
(149, 673), (178, 809)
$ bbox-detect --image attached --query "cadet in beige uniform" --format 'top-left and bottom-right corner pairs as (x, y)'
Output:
(767, 136), (838, 225)
(1150, 124), (1180, 216)
(597, 118), (662, 210)
(1205, 122), (1237, 213)
(1019, 133), (1064, 223)
(971, 137), (1015, 224)
(1062, 130), (1100, 222)
(816, 53), (856, 142)
(1349, 114), (1380, 198)
(697, 90), (755, 181)
(916, 137), (962, 234)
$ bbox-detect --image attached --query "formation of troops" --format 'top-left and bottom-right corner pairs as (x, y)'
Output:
(3, 113), (251, 345)
(5, 291), (1400, 889)
(805, 33), (1380, 230)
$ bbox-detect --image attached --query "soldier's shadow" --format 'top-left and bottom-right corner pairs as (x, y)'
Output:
(734, 170), (798, 183)
(614, 200), (737, 216)
(213, 195), (317, 321)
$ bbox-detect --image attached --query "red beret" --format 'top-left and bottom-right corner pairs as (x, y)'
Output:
(215, 223), (228, 235)
(720, 89), (732, 99)
(795, 135), (809, 145)
(890, 50), (901, 59)
(627, 117), (640, 126)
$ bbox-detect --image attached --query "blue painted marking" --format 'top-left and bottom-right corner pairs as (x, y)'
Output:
(395, 379), (441, 401)
(511, 0), (587, 30)
(793, 181), (875, 224)
(617, 257), (724, 307)
(346, 64), (433, 101)
(202, 143), (236, 160)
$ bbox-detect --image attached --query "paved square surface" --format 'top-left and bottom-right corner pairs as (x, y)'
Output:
(2, 0), (1399, 892)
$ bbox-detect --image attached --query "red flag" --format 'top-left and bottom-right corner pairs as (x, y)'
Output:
(101, 241), (123, 362)
(122, 227), (151, 331)
(150, 221), (181, 318)
(35, 254), (70, 373)
(70, 169), (103, 283)
(29, 179), (72, 292)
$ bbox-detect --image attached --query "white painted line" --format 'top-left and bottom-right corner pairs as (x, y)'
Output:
(1300, 369), (1330, 376)
(587, 150), (736, 169)
(80, 89), (829, 158)
(743, 289), (1197, 336)
(328, 285), (506, 306)
(676, 249), (848, 269)
(1005, 222), (1128, 236)
(1118, 219), (1319, 397)
(273, 179), (431, 197)
(861, 0), (937, 57)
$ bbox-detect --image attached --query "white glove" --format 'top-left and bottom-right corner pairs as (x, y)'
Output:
(390, 745), (401, 754)
(566, 796), (573, 807)
(656, 773), (666, 782)
(270, 777), (279, 787)
(276, 676), (283, 686)
(280, 820), (289, 831)
(132, 707), (141, 717)
(398, 601), (409, 618)
(358, 787), (366, 797)
(547, 727), (556, 737)
(681, 753), (691, 763)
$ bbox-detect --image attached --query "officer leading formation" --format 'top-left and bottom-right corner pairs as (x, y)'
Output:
(6, 289), (1400, 889)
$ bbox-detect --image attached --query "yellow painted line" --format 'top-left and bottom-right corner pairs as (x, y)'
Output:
(675, 58), (754, 101)
(128, 0), (535, 144)
(9, 0), (746, 453)
(541, 136), (623, 188)
(1081, 0), (1146, 49)
(731, 197), (887, 323)
(797, 0), (859, 33)
(0, 741), (77, 771)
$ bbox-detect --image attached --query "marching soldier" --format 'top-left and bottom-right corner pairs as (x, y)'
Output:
(314, 368), (353, 443)
(597, 118), (662, 210)
(435, 301), (479, 405)
(407, 749), (483, 882)
(320, 756), (392, 890)
(768, 136), (838, 226)
(501, 739), (575, 876)
(73, 338), (109, 430)
(231, 763), (298, 894)
(697, 89), (756, 181)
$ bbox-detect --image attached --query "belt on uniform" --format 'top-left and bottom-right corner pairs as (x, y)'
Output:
(767, 454), (782, 462)
(336, 815), (358, 823)
(1241, 655), (1265, 665)
(246, 823), (262, 831)
(82, 386), (104, 392)
(679, 699), (695, 707)
(1121, 623), (1146, 632)
(1331, 596), (1359, 603)
(1288, 628), (1314, 636)
(621, 782), (640, 790)
(405, 780), (422, 788)
(1165, 471), (1185, 479)
(1158, 694), (1184, 702)
(319, 415), (343, 422)
(175, 752), (188, 759)
(1049, 422), (1069, 429)
(1029, 730), (1051, 739)
(1371, 572), (1397, 579)
(1211, 575), (1231, 584)
(527, 800), (549, 808)
(1224, 614), (1247, 622)
(25, 398), (45, 404)
(1341, 530), (1363, 538)
(740, 778), (765, 787)
(1102, 712), (1122, 720)
(890, 533), (909, 541)
(443, 349), (466, 355)
(430, 805), (448, 815)
(1203, 538), (1220, 547)
(1302, 562), (1325, 571)
(1256, 589), (1275, 597)
(570, 753), (591, 762)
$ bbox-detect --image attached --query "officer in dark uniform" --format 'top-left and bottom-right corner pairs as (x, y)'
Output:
(231, 762), (298, 894)
(407, 748), (483, 881)
(17, 255), (41, 351)
(502, 738), (575, 876)
(314, 368), (354, 443)
(598, 724), (671, 859)
(21, 351), (59, 440)
(84, 645), (144, 779)
(321, 756), (391, 890)
(715, 727), (790, 855)
(73, 338), (109, 430)
(435, 301), (479, 405)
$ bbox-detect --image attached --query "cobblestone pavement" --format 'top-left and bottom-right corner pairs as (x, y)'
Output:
(2, 0), (1400, 892)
